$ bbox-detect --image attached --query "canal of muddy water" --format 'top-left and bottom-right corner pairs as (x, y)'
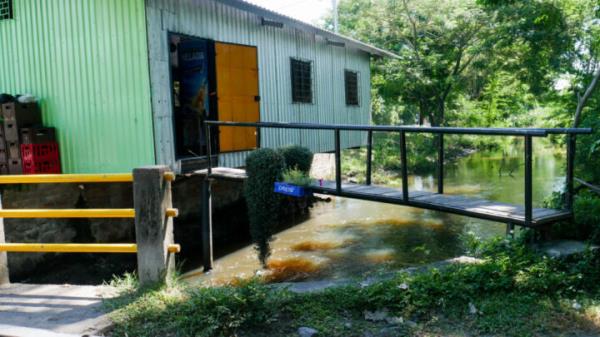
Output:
(183, 143), (566, 286)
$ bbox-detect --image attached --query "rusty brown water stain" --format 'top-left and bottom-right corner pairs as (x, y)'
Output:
(364, 248), (396, 264)
(264, 258), (322, 283)
(368, 218), (415, 227)
(291, 240), (349, 252)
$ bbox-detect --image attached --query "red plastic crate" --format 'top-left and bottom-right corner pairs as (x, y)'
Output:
(20, 142), (61, 174)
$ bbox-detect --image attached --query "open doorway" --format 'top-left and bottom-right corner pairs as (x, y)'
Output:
(169, 34), (217, 160)
(169, 34), (260, 164)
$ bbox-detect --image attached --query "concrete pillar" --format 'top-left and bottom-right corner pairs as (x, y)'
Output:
(0, 194), (9, 285)
(133, 166), (175, 285)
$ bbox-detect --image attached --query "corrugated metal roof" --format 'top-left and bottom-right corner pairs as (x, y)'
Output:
(212, 0), (400, 59)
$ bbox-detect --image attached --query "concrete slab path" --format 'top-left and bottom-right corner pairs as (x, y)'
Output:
(0, 283), (115, 337)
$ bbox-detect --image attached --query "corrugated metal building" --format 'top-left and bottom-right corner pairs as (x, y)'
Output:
(0, 0), (396, 173)
(0, 0), (154, 173)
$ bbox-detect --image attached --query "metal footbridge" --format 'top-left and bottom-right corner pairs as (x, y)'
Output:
(198, 121), (592, 269)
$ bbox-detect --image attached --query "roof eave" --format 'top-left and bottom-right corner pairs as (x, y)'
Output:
(213, 0), (400, 59)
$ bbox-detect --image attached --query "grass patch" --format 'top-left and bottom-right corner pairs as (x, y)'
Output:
(105, 238), (600, 337)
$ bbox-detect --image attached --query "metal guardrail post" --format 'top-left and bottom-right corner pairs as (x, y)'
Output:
(201, 177), (213, 271)
(206, 123), (213, 175)
(0, 194), (9, 285)
(438, 134), (444, 194)
(566, 134), (576, 210)
(133, 166), (176, 285)
(335, 129), (342, 193)
(400, 131), (409, 202)
(366, 130), (373, 186)
(524, 136), (533, 226)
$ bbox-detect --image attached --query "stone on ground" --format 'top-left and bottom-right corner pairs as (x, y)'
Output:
(535, 240), (598, 258)
(298, 326), (318, 337)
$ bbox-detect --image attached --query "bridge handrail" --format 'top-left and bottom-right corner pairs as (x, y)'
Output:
(205, 121), (592, 228)
(205, 121), (592, 136)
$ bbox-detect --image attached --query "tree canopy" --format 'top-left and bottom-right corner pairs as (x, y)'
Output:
(329, 0), (600, 131)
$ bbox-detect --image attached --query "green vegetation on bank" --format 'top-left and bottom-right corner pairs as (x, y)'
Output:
(106, 238), (600, 337)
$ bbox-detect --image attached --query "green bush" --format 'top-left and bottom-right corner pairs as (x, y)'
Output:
(544, 191), (600, 243)
(244, 148), (285, 267)
(282, 168), (312, 187)
(573, 191), (600, 243)
(278, 146), (313, 173)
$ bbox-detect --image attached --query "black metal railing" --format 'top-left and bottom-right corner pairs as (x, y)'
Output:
(205, 121), (592, 226)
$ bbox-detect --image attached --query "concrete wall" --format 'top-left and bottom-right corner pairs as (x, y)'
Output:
(1, 177), (246, 279)
(2, 183), (134, 277)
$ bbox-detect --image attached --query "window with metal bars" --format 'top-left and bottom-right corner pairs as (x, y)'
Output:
(291, 58), (313, 104)
(345, 70), (359, 106)
(0, 0), (13, 20)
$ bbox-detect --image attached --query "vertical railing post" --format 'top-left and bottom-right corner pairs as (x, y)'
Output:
(335, 129), (342, 193)
(206, 123), (213, 175)
(366, 130), (373, 186)
(524, 136), (533, 226)
(566, 134), (576, 210)
(201, 177), (213, 271)
(437, 133), (444, 194)
(133, 166), (175, 285)
(0, 194), (9, 285)
(400, 131), (409, 202)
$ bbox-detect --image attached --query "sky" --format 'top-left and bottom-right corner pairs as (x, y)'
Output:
(244, 0), (332, 25)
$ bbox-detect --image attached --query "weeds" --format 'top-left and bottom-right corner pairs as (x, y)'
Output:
(107, 238), (600, 337)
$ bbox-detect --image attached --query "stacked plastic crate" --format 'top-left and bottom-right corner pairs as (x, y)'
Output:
(0, 101), (60, 175)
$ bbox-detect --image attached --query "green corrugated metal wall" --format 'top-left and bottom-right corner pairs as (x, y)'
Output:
(0, 0), (155, 173)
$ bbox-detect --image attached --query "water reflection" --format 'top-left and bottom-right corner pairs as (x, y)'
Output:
(183, 144), (566, 286)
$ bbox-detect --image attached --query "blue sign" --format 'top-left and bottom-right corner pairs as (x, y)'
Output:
(274, 182), (306, 197)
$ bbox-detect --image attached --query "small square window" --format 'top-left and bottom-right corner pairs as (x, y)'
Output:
(345, 70), (359, 106)
(291, 58), (313, 104)
(0, 0), (13, 21)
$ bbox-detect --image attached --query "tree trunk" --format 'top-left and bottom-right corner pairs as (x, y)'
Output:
(573, 68), (600, 127)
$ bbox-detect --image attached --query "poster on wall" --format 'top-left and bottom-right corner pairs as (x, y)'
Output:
(173, 37), (211, 157)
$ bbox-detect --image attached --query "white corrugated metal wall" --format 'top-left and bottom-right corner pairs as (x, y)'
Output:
(146, 0), (371, 169)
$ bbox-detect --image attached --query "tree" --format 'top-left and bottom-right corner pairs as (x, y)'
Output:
(330, 1), (490, 125)
(379, 0), (491, 126)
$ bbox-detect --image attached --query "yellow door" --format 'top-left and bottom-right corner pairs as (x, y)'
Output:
(215, 42), (259, 152)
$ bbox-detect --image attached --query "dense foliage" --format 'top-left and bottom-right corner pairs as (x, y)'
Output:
(108, 239), (600, 337)
(332, 0), (600, 235)
(331, 0), (599, 131)
(244, 146), (314, 267)
(244, 148), (286, 268)
(277, 145), (314, 173)
(282, 168), (313, 187)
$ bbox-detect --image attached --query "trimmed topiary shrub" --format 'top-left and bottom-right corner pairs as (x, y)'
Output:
(277, 146), (313, 173)
(244, 148), (285, 268)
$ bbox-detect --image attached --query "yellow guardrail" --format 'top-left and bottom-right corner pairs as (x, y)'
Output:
(0, 172), (175, 184)
(0, 243), (181, 253)
(0, 171), (179, 255)
(0, 208), (179, 218)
